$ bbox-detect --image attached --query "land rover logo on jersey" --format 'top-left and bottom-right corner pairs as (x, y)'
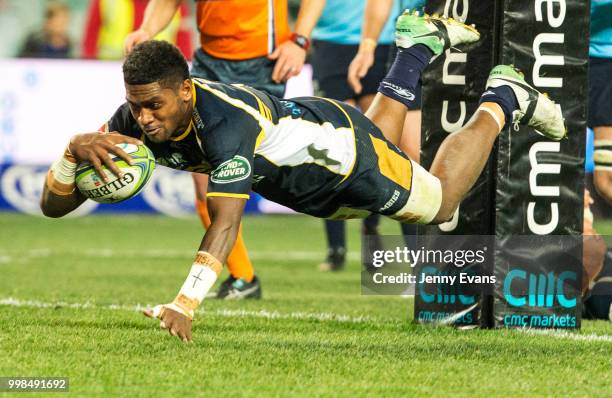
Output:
(210, 156), (251, 183)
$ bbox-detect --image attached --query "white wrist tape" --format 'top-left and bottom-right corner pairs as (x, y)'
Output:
(170, 251), (222, 319)
(47, 147), (77, 195)
(178, 264), (219, 303)
(51, 156), (78, 184)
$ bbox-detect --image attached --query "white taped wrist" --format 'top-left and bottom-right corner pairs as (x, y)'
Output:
(47, 148), (78, 196)
(50, 155), (77, 185)
(178, 264), (219, 303)
(171, 251), (223, 319)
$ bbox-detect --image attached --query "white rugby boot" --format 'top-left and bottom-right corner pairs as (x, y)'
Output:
(486, 65), (566, 140)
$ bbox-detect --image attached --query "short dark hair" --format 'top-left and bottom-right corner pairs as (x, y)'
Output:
(123, 40), (189, 88)
(46, 1), (69, 19)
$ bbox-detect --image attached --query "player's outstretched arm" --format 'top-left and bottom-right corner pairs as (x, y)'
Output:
(144, 196), (247, 342)
(40, 132), (143, 218)
(124, 0), (182, 54)
(200, 196), (247, 262)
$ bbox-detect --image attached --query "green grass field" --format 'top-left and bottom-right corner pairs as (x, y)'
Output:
(1, 213), (611, 397)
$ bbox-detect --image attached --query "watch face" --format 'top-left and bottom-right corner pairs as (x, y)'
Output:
(292, 33), (309, 50)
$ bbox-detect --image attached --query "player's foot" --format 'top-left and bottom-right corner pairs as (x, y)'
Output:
(395, 10), (480, 56)
(206, 275), (262, 300)
(486, 65), (566, 140)
(319, 247), (346, 272)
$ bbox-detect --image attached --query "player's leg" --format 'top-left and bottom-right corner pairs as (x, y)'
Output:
(366, 11), (480, 146)
(391, 64), (566, 224)
(319, 220), (347, 271)
(587, 57), (612, 202)
(591, 127), (612, 201)
(399, 110), (422, 161)
(355, 13), (564, 224)
(426, 103), (502, 222)
(192, 173), (261, 299)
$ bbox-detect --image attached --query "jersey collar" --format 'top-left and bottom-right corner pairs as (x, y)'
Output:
(170, 81), (197, 142)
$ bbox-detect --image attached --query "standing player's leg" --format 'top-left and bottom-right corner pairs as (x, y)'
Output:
(588, 56), (612, 202)
(593, 126), (612, 201)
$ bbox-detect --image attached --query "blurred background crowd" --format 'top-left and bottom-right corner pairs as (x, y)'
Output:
(0, 0), (301, 59)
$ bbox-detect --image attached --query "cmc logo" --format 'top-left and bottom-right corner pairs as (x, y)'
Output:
(503, 269), (577, 308)
(141, 167), (196, 217)
(0, 164), (97, 216)
(418, 266), (475, 305)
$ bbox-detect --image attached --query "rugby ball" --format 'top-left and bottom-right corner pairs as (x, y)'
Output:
(75, 143), (155, 204)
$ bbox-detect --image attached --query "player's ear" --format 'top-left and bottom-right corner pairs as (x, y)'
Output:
(179, 79), (192, 103)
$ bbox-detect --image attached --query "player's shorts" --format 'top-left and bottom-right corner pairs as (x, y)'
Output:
(191, 48), (286, 98)
(311, 40), (391, 102)
(588, 57), (612, 128)
(327, 103), (441, 224)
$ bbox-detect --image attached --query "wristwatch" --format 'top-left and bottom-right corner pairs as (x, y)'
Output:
(290, 33), (311, 51)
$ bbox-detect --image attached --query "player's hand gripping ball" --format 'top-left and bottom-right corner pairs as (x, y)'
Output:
(75, 143), (155, 203)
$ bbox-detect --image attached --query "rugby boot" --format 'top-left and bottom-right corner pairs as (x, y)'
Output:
(206, 274), (262, 299)
(223, 275), (262, 300)
(395, 10), (480, 57)
(486, 65), (566, 140)
(319, 247), (346, 272)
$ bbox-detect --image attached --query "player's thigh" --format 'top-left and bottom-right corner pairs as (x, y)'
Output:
(341, 120), (441, 224)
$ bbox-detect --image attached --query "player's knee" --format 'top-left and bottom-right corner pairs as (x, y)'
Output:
(391, 160), (443, 224)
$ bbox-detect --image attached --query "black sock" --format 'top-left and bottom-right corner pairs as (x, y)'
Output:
(478, 86), (519, 129)
(378, 45), (433, 108)
(400, 223), (418, 249)
(362, 213), (380, 235)
(324, 220), (346, 251)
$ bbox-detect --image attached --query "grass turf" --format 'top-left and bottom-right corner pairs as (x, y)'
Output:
(0, 213), (611, 397)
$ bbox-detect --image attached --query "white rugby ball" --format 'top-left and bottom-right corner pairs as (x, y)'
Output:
(75, 143), (155, 204)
